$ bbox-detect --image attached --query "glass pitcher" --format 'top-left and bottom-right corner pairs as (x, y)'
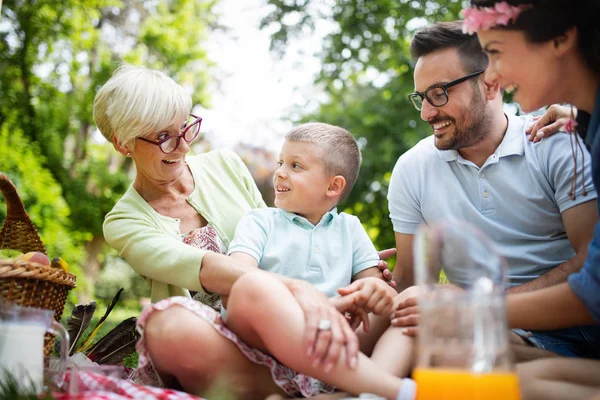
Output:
(412, 221), (521, 400)
(0, 299), (69, 393)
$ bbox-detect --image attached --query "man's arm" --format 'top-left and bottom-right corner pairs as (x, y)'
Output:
(393, 232), (416, 293)
(507, 200), (598, 294)
(507, 282), (595, 330)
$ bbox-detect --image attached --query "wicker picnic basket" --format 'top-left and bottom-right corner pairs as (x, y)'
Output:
(0, 172), (77, 356)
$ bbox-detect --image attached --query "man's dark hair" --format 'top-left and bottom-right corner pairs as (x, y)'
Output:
(409, 21), (488, 73)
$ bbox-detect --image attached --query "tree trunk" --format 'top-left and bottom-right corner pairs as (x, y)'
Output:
(80, 235), (106, 302)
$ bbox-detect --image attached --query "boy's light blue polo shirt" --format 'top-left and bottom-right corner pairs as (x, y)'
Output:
(228, 207), (380, 297)
(389, 113), (597, 287)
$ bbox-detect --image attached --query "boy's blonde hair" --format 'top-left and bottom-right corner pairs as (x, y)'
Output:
(93, 64), (192, 148)
(285, 122), (361, 203)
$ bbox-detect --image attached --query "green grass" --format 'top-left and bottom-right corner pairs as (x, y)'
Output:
(0, 370), (54, 400)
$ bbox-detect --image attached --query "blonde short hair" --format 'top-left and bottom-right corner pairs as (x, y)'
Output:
(93, 65), (192, 147)
(285, 122), (361, 202)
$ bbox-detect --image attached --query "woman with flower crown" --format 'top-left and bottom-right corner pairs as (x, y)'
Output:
(463, 0), (600, 399)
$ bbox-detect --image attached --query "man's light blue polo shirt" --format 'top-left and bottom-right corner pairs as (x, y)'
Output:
(228, 207), (380, 297)
(388, 113), (597, 287)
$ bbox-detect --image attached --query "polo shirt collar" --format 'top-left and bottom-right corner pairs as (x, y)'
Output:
(437, 113), (524, 162)
(497, 113), (525, 157)
(279, 207), (338, 227)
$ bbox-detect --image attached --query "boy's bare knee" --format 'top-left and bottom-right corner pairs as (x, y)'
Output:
(393, 285), (420, 306)
(230, 271), (273, 311)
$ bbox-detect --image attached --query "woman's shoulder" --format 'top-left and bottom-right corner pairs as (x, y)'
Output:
(104, 185), (167, 229)
(103, 187), (155, 244)
(106, 185), (145, 216)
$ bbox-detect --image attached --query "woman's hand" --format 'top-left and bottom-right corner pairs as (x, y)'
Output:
(377, 248), (397, 289)
(526, 104), (574, 143)
(286, 279), (359, 371)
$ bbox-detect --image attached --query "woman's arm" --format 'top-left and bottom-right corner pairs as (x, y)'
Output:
(104, 213), (209, 293)
(220, 252), (259, 307)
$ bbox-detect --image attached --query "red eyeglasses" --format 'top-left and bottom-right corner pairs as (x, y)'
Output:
(137, 114), (202, 154)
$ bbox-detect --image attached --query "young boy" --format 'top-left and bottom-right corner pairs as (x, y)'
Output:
(228, 122), (394, 304)
(227, 122), (414, 378)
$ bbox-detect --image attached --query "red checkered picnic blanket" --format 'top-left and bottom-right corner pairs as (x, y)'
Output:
(54, 370), (204, 400)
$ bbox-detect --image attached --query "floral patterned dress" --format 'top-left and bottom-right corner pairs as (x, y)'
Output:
(135, 225), (335, 397)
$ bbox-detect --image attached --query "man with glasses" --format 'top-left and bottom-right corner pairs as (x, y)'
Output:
(388, 21), (600, 359)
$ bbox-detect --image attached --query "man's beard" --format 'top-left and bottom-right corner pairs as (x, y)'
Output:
(433, 89), (493, 151)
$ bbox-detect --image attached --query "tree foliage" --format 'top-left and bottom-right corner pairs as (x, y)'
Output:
(0, 0), (219, 300)
(262, 0), (466, 251)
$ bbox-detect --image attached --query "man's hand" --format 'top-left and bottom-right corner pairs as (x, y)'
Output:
(391, 284), (463, 336)
(390, 294), (419, 337)
(526, 104), (573, 143)
(287, 279), (359, 372)
(377, 248), (397, 289)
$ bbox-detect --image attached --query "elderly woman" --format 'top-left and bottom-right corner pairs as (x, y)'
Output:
(463, 0), (600, 399)
(95, 65), (413, 399)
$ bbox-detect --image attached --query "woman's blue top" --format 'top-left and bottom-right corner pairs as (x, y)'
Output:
(569, 85), (600, 321)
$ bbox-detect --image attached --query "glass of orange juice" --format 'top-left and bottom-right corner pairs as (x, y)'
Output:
(412, 222), (521, 400)
(413, 368), (520, 400)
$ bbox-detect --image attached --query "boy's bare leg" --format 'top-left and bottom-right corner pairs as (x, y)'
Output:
(227, 272), (405, 399)
(370, 322), (415, 378)
(356, 288), (417, 378)
(356, 313), (390, 356)
(518, 358), (600, 400)
(354, 313), (414, 378)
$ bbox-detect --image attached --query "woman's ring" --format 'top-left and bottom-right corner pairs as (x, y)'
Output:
(317, 319), (332, 331)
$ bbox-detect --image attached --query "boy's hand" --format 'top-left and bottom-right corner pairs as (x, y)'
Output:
(377, 248), (397, 289)
(330, 296), (370, 332)
(337, 277), (396, 316)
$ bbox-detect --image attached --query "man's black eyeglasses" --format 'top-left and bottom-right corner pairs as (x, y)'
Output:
(408, 70), (485, 111)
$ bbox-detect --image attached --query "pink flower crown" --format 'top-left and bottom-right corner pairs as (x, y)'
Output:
(462, 2), (531, 35)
